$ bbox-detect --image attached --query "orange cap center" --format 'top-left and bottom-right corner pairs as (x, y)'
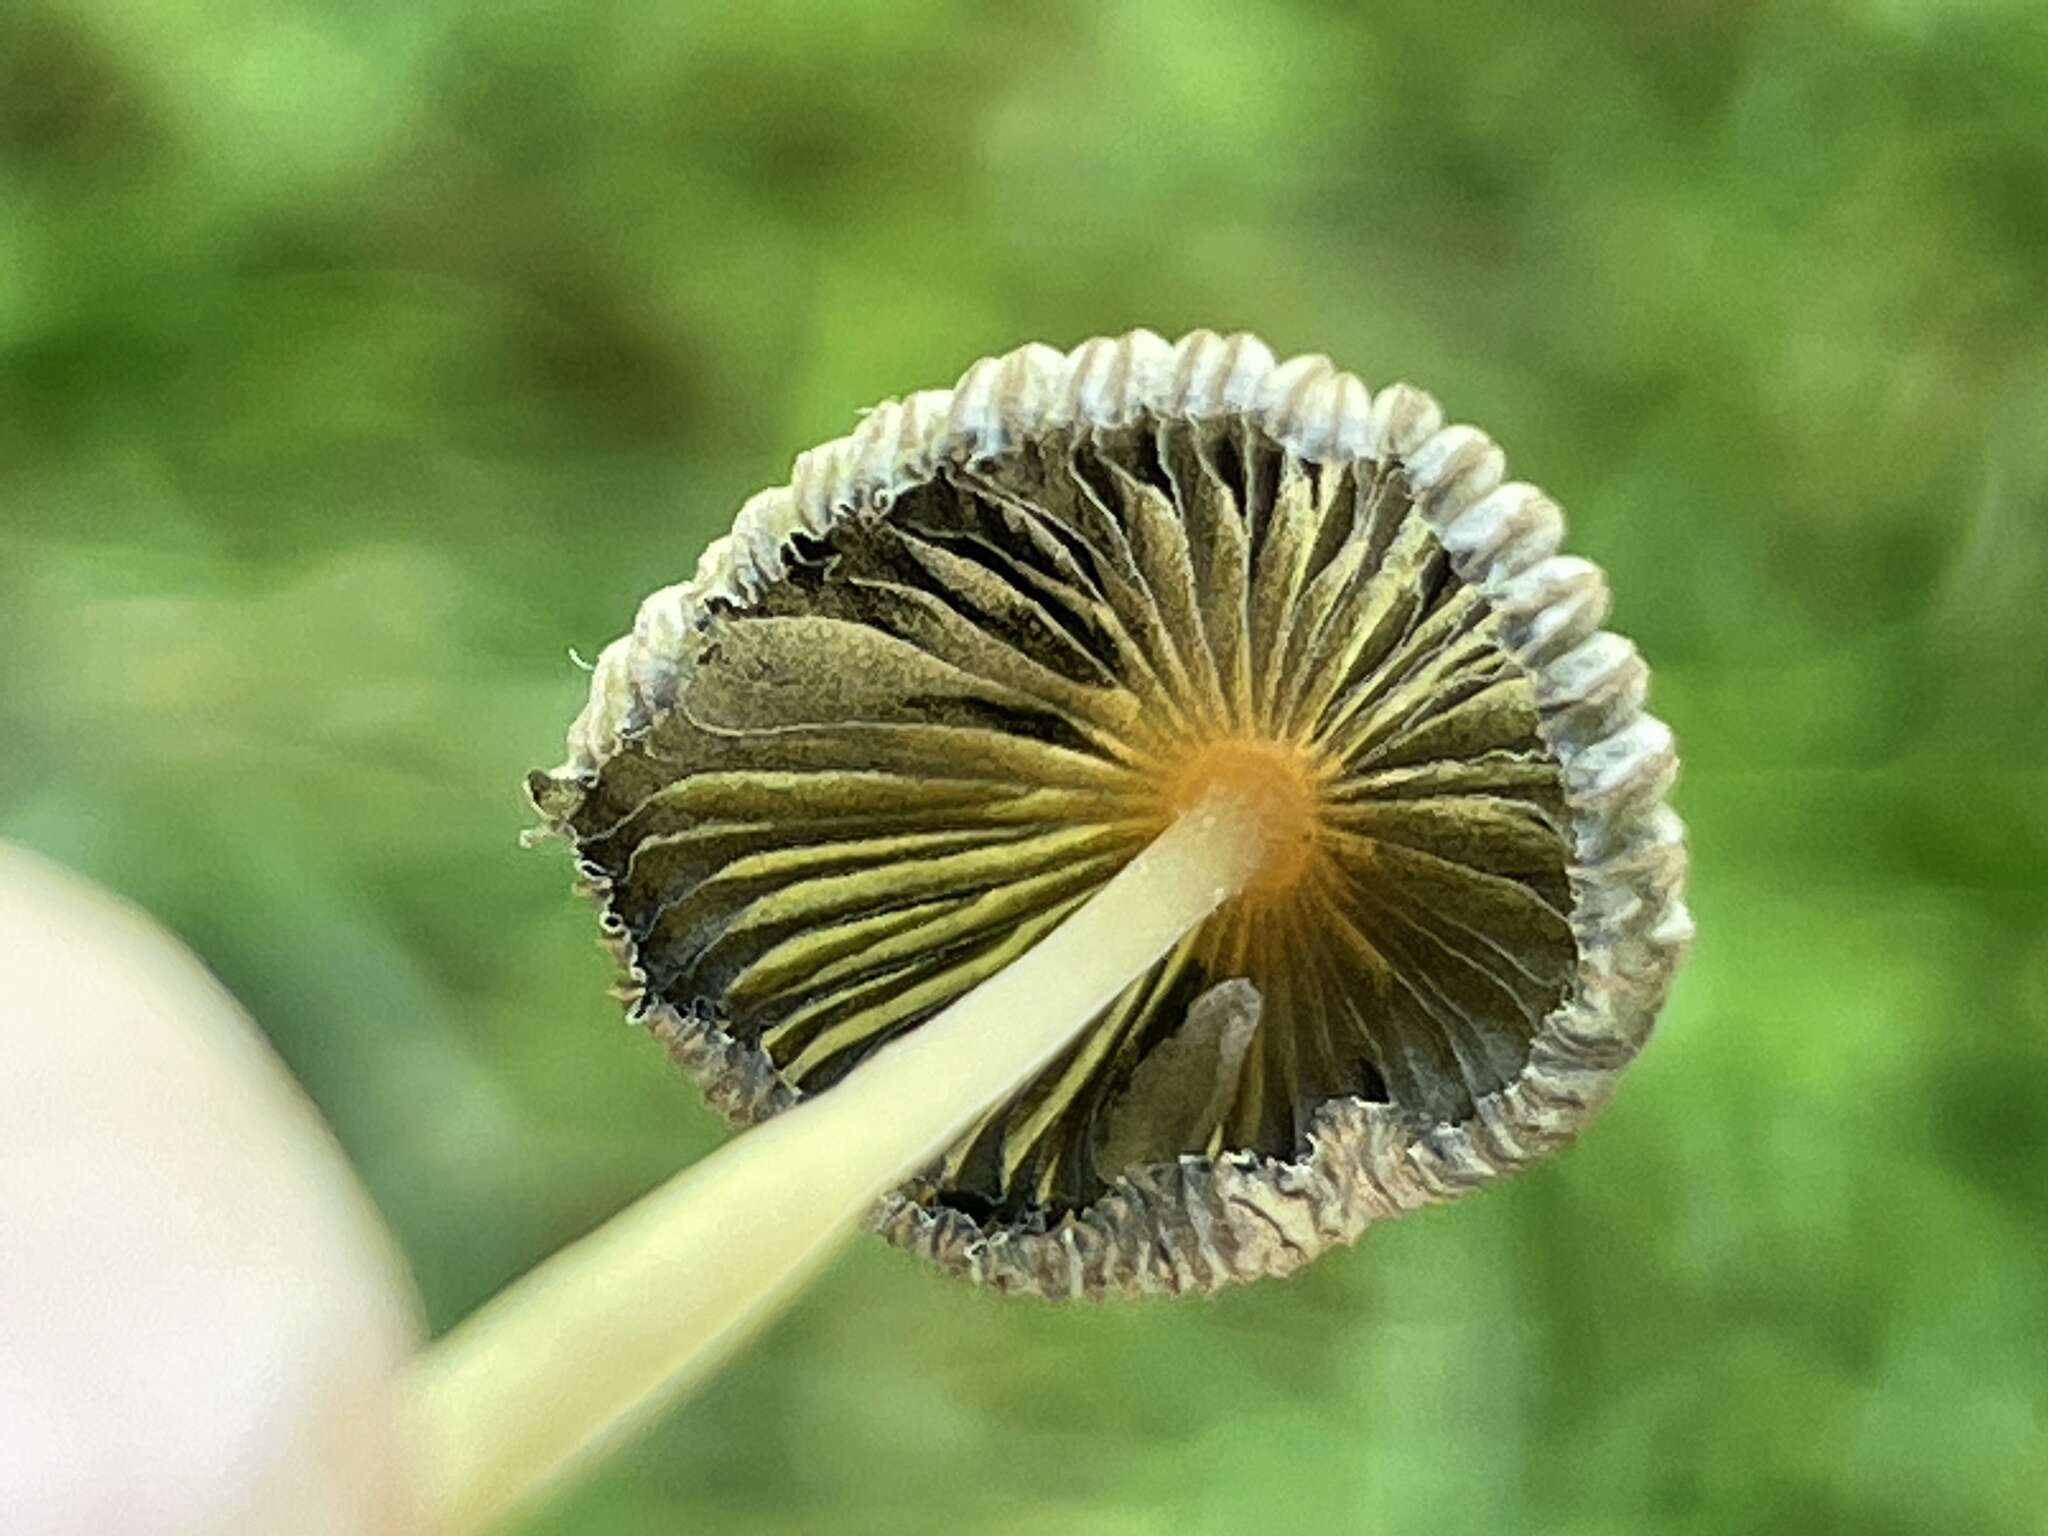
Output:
(1165, 737), (1322, 900)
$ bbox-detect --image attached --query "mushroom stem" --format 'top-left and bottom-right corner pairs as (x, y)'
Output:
(402, 784), (1271, 1536)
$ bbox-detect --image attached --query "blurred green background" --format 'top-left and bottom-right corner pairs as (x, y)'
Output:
(5, 1), (2045, 1531)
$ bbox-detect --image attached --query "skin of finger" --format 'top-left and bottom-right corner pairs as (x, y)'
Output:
(0, 845), (426, 1536)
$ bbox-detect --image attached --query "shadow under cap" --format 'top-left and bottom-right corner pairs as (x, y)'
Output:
(529, 329), (1692, 1298)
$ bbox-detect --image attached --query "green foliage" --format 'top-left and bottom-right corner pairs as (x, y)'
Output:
(4, 1), (2044, 1530)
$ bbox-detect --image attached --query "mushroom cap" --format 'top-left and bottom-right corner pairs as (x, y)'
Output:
(530, 330), (1691, 1298)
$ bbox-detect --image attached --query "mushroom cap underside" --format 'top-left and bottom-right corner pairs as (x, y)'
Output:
(532, 330), (1690, 1297)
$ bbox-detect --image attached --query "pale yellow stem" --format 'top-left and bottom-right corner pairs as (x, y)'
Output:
(402, 787), (1267, 1536)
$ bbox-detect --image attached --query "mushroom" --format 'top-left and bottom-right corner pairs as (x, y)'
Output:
(410, 330), (1690, 1533)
